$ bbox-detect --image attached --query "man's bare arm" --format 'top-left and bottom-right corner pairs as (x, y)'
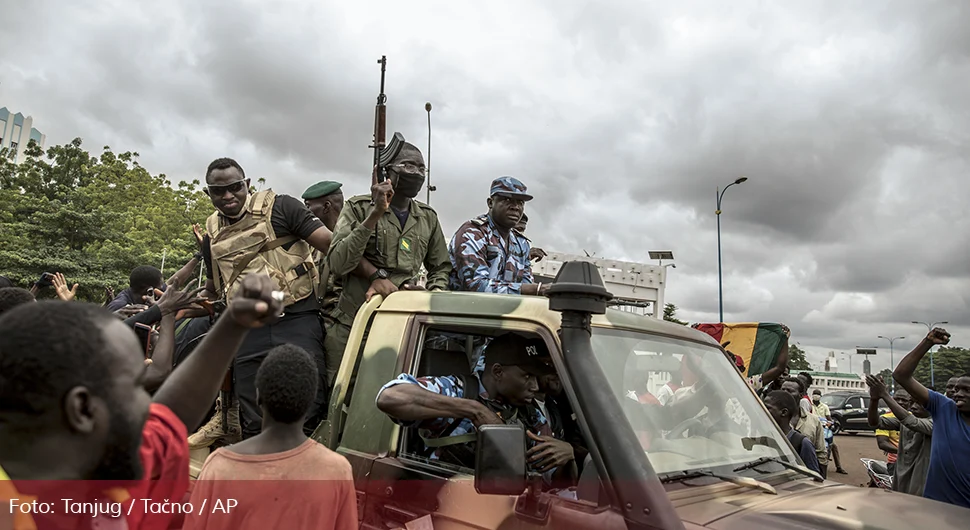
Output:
(893, 328), (950, 406)
(376, 384), (500, 426)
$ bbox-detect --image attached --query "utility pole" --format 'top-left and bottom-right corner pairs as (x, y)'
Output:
(716, 176), (748, 323)
(877, 336), (905, 393)
(912, 321), (948, 387)
(425, 102), (437, 204)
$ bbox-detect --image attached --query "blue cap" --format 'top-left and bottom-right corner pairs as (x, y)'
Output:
(489, 176), (533, 201)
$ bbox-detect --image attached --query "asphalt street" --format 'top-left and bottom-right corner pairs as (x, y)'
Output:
(825, 432), (887, 487)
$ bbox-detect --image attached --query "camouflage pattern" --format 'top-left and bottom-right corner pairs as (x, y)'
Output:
(448, 214), (534, 293)
(205, 190), (317, 307)
(326, 195), (451, 327)
(377, 372), (551, 464)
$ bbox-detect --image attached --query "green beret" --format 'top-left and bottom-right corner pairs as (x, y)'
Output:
(302, 181), (342, 200)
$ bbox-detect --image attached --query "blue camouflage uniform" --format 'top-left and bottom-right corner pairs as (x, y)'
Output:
(448, 177), (536, 294)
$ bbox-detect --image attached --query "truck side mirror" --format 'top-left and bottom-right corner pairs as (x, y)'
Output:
(475, 424), (527, 496)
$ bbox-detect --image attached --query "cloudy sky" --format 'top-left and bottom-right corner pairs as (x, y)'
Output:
(2, 0), (968, 373)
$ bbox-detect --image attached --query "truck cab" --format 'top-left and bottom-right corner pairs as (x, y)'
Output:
(189, 262), (967, 529)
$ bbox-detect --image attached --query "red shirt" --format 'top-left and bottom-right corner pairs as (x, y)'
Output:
(124, 403), (190, 530)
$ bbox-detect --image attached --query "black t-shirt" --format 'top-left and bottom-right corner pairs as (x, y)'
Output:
(202, 194), (324, 313)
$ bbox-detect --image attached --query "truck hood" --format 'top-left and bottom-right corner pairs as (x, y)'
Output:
(677, 481), (968, 529)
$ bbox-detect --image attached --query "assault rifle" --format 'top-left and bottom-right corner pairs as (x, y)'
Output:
(371, 55), (405, 184)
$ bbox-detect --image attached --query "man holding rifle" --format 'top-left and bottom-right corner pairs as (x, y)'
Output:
(326, 136), (452, 381)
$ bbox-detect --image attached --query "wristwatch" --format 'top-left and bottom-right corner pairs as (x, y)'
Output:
(368, 268), (389, 282)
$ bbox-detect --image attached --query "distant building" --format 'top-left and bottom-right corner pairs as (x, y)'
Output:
(0, 107), (46, 164)
(803, 371), (865, 395)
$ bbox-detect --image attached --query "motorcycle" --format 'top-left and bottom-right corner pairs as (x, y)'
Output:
(860, 458), (893, 490)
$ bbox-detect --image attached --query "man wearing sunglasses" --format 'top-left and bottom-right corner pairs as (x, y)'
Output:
(197, 157), (333, 442)
(327, 133), (452, 385)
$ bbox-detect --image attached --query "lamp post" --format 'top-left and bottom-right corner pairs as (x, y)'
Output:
(425, 102), (437, 205)
(877, 335), (905, 393)
(716, 177), (748, 323)
(912, 321), (948, 387)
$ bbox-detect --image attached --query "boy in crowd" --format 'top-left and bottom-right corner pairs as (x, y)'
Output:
(185, 344), (357, 530)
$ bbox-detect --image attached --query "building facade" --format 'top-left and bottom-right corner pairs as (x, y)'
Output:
(803, 370), (866, 395)
(0, 107), (46, 164)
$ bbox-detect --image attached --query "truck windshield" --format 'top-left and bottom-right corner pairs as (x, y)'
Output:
(590, 327), (801, 476)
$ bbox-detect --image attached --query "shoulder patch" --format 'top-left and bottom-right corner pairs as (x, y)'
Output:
(347, 194), (372, 203)
(470, 217), (486, 226)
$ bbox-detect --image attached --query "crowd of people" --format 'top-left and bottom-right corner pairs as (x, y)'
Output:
(0, 129), (968, 528)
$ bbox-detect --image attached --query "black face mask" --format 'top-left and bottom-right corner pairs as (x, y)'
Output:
(394, 173), (425, 199)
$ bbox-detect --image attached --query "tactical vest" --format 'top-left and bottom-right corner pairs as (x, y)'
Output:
(419, 374), (529, 469)
(205, 190), (318, 307)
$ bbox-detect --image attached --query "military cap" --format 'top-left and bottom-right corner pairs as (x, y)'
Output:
(302, 181), (342, 200)
(489, 176), (533, 201)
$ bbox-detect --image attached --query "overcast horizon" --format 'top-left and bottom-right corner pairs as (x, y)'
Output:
(2, 0), (968, 375)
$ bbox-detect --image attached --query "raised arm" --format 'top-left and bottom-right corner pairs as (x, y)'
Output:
(152, 274), (283, 432)
(893, 328), (950, 406)
(866, 374), (912, 426)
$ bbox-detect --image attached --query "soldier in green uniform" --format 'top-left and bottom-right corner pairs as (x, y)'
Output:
(302, 180), (346, 385)
(326, 135), (451, 385)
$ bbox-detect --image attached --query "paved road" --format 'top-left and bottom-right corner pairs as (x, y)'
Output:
(825, 432), (887, 487)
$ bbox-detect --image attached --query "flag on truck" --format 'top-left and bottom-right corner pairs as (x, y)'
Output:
(691, 322), (789, 377)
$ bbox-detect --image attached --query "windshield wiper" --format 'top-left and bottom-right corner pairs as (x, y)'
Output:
(659, 470), (777, 495)
(733, 456), (823, 482)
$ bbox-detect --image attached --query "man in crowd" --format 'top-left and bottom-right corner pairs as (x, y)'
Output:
(514, 213), (547, 262)
(812, 389), (848, 474)
(866, 374), (934, 496)
(0, 274), (284, 529)
(106, 265), (166, 312)
(376, 333), (577, 485)
(186, 344), (357, 530)
(199, 157), (333, 441)
(0, 287), (34, 315)
(327, 136), (451, 376)
(893, 327), (970, 508)
(535, 369), (588, 479)
(302, 180), (347, 385)
(449, 177), (546, 295)
(781, 377), (828, 477)
(874, 395), (902, 477)
(945, 376), (958, 399)
(764, 390), (821, 474)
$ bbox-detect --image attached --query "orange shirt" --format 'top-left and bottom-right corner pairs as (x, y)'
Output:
(183, 438), (358, 530)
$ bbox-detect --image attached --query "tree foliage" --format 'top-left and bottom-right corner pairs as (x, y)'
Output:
(911, 346), (970, 390)
(788, 343), (811, 371)
(0, 139), (211, 302)
(663, 303), (688, 325)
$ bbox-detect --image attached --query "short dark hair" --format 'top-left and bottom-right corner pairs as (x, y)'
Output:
(0, 287), (34, 315)
(798, 372), (814, 387)
(0, 275), (14, 289)
(782, 376), (805, 394)
(129, 266), (162, 293)
(255, 344), (318, 424)
(206, 157), (246, 181)
(0, 302), (116, 430)
(766, 390), (797, 418)
(812, 389), (821, 395)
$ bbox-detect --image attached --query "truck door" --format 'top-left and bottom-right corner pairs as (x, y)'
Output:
(369, 317), (624, 530)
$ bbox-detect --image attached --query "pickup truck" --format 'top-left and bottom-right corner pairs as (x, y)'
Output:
(189, 261), (966, 529)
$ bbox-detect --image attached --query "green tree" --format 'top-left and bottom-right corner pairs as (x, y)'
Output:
(911, 346), (970, 390)
(663, 303), (688, 325)
(0, 138), (211, 302)
(788, 343), (811, 371)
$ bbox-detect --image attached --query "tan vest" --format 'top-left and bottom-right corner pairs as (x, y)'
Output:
(205, 190), (318, 307)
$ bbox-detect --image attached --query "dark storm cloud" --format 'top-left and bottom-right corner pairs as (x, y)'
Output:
(2, 0), (969, 363)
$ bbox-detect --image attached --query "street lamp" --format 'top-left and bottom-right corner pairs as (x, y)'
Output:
(425, 102), (437, 205)
(877, 335), (905, 393)
(716, 177), (748, 323)
(912, 321), (948, 387)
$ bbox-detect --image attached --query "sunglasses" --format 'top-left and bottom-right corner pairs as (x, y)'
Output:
(204, 179), (247, 196)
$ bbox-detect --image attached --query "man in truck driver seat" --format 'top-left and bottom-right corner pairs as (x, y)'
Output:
(327, 135), (452, 385)
(448, 176), (548, 295)
(196, 157), (333, 443)
(376, 333), (579, 487)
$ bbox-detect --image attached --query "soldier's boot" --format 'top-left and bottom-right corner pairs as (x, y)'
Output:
(187, 397), (242, 449)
